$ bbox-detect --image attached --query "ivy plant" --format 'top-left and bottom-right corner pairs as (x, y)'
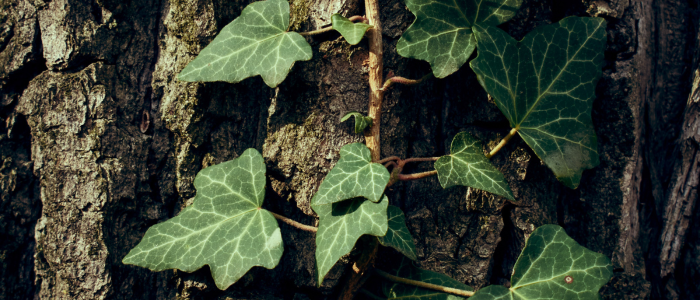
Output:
(122, 149), (281, 290)
(469, 17), (607, 188)
(397, 0), (523, 78)
(177, 0), (312, 88)
(469, 225), (613, 300)
(124, 0), (614, 298)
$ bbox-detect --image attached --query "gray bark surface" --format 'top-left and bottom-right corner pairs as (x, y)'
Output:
(0, 0), (697, 299)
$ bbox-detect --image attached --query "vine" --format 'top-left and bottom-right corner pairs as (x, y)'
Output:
(123, 0), (614, 299)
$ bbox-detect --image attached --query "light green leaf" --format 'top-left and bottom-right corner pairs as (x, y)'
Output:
(178, 0), (312, 88)
(331, 14), (372, 45)
(397, 0), (522, 78)
(469, 17), (607, 188)
(470, 225), (613, 300)
(313, 196), (389, 285)
(435, 132), (514, 200)
(378, 205), (418, 260)
(122, 149), (282, 290)
(341, 111), (373, 134)
(311, 143), (390, 205)
(383, 256), (474, 300)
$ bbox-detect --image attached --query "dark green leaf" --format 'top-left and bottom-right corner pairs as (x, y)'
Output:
(383, 256), (473, 300)
(435, 132), (514, 200)
(397, 0), (522, 78)
(332, 14), (372, 45)
(341, 111), (373, 134)
(122, 149), (282, 290)
(313, 196), (389, 285)
(469, 225), (613, 300)
(178, 0), (312, 88)
(470, 17), (607, 188)
(311, 143), (390, 205)
(378, 205), (418, 260)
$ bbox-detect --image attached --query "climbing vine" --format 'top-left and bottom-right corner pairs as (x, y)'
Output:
(123, 0), (614, 298)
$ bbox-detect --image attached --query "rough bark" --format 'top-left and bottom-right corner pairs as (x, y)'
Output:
(0, 0), (698, 299)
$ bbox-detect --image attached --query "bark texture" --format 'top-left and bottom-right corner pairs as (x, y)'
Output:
(0, 0), (698, 299)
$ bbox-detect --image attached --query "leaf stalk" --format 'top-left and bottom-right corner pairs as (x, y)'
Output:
(486, 128), (518, 158)
(298, 15), (368, 36)
(270, 212), (317, 233)
(397, 170), (437, 181)
(299, 27), (334, 36)
(374, 269), (475, 297)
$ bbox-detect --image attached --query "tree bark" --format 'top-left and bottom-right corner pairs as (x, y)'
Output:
(0, 0), (698, 299)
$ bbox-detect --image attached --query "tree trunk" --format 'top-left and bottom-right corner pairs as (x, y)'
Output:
(0, 0), (697, 299)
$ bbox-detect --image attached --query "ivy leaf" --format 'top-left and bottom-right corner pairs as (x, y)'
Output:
(378, 205), (418, 260)
(122, 149), (282, 290)
(469, 17), (607, 188)
(178, 0), (312, 88)
(332, 14), (372, 45)
(313, 196), (388, 285)
(435, 132), (514, 200)
(469, 225), (613, 300)
(340, 111), (373, 134)
(397, 0), (522, 78)
(311, 143), (390, 206)
(383, 256), (474, 300)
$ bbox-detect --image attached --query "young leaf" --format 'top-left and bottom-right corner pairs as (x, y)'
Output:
(435, 132), (514, 200)
(313, 196), (389, 285)
(178, 0), (312, 88)
(470, 17), (607, 189)
(311, 143), (390, 206)
(122, 149), (283, 290)
(469, 224), (613, 300)
(382, 256), (474, 300)
(397, 0), (522, 78)
(340, 111), (373, 134)
(378, 205), (418, 260)
(331, 14), (373, 45)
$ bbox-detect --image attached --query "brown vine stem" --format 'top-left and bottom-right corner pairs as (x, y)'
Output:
(378, 156), (401, 164)
(381, 73), (433, 91)
(338, 237), (380, 300)
(363, 0), (384, 163)
(397, 170), (437, 181)
(485, 128), (518, 159)
(401, 157), (440, 165)
(347, 15), (368, 22)
(269, 212), (317, 233)
(336, 0), (384, 298)
(374, 269), (475, 297)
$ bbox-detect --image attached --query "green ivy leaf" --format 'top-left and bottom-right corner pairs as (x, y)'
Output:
(378, 205), (418, 260)
(122, 149), (282, 290)
(341, 111), (373, 134)
(178, 0), (312, 88)
(469, 225), (613, 300)
(311, 143), (390, 206)
(313, 196), (389, 285)
(470, 17), (607, 188)
(383, 256), (474, 300)
(331, 14), (372, 45)
(435, 132), (514, 200)
(397, 0), (522, 78)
